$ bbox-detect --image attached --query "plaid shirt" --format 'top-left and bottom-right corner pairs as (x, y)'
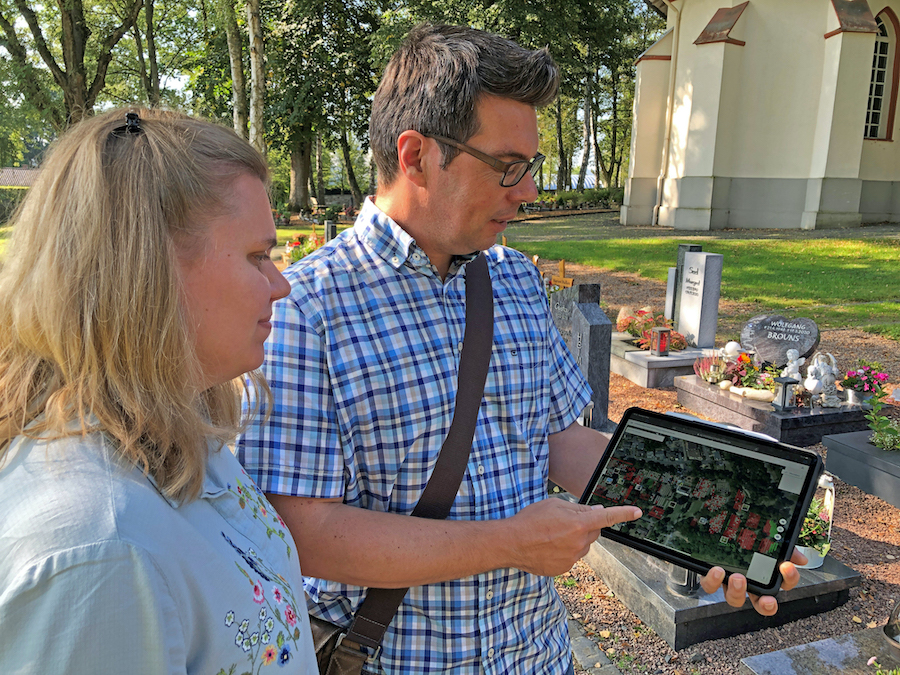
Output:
(236, 198), (591, 674)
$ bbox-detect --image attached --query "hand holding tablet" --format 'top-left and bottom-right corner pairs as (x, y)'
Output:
(579, 408), (822, 596)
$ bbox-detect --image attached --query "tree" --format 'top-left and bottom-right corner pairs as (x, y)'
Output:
(246, 0), (266, 154)
(218, 0), (249, 136)
(0, 0), (144, 126)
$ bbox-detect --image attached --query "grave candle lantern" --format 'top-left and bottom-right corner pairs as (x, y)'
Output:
(773, 376), (799, 411)
(650, 327), (671, 356)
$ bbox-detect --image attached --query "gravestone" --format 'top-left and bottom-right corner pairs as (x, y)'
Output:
(665, 267), (677, 320)
(324, 220), (337, 241)
(676, 252), (723, 348)
(671, 244), (703, 329)
(740, 315), (820, 367)
(550, 284), (612, 430)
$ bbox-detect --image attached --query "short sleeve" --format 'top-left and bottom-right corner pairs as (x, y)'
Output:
(0, 541), (183, 675)
(237, 291), (346, 500)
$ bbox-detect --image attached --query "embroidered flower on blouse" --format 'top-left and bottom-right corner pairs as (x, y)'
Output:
(234, 632), (243, 647)
(262, 631), (271, 644)
(224, 611), (235, 627)
(241, 637), (252, 652)
(250, 632), (259, 646)
(284, 604), (297, 627)
(259, 607), (268, 621)
(278, 644), (291, 666)
(239, 619), (250, 633)
(265, 618), (275, 632)
(262, 645), (277, 665)
(253, 580), (265, 604)
(272, 587), (283, 604)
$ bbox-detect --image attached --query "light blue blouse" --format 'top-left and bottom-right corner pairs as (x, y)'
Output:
(0, 430), (317, 675)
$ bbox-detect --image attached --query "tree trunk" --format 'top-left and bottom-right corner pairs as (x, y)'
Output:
(316, 133), (326, 204)
(145, 0), (160, 106)
(577, 76), (592, 191)
(218, 0), (248, 137)
(132, 0), (160, 107)
(592, 87), (611, 189)
(246, 0), (265, 155)
(555, 97), (567, 192)
(339, 127), (363, 209)
(610, 71), (619, 187)
(289, 138), (311, 211)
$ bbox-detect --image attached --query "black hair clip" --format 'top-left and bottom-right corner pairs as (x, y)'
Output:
(109, 112), (143, 139)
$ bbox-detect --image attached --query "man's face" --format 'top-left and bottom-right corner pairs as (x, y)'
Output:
(422, 95), (540, 262)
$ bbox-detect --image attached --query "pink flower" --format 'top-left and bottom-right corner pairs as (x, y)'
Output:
(284, 604), (297, 627)
(818, 510), (830, 522)
(253, 580), (265, 604)
(272, 587), (283, 604)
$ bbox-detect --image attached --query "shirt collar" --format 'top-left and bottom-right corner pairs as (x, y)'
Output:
(354, 197), (480, 276)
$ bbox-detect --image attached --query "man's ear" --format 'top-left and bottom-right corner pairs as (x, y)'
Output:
(397, 131), (430, 188)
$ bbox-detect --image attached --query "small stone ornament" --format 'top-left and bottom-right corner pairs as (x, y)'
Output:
(780, 348), (805, 380)
(808, 352), (841, 408)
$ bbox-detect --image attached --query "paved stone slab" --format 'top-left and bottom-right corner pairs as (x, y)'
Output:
(823, 431), (900, 509)
(584, 537), (861, 650)
(568, 618), (622, 675)
(610, 334), (716, 389)
(675, 375), (869, 445)
(739, 627), (899, 675)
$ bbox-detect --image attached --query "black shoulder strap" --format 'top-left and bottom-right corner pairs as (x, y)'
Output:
(340, 252), (494, 653)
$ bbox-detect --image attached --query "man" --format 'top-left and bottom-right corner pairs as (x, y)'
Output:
(237, 24), (801, 675)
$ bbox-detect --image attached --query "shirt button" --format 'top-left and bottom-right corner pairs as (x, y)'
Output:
(477, 465), (485, 475)
(485, 590), (494, 600)
(457, 342), (463, 352)
(391, 256), (400, 265)
(487, 648), (495, 658)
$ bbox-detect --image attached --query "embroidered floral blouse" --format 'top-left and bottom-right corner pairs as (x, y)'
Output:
(0, 430), (317, 675)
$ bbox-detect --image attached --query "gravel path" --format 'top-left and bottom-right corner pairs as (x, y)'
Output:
(535, 259), (900, 675)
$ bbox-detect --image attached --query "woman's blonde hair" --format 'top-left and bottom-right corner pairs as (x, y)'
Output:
(0, 107), (270, 503)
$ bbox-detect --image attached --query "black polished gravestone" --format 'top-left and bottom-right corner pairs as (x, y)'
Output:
(740, 315), (820, 367)
(585, 536), (861, 650)
(675, 375), (869, 446)
(549, 284), (613, 431)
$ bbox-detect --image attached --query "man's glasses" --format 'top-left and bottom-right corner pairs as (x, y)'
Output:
(425, 134), (544, 188)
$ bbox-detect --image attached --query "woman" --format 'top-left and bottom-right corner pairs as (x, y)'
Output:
(0, 108), (316, 674)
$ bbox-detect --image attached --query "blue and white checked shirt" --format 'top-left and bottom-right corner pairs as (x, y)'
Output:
(237, 198), (592, 674)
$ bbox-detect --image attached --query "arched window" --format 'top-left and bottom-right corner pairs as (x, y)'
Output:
(865, 13), (899, 140)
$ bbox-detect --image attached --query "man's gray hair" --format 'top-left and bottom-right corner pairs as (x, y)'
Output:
(370, 24), (559, 187)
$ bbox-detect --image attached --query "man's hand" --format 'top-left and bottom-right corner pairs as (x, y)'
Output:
(700, 548), (807, 616)
(508, 499), (642, 577)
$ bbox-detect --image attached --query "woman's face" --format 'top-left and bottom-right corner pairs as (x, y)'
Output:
(177, 174), (290, 389)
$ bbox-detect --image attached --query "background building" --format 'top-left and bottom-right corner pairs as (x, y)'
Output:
(622, 0), (900, 229)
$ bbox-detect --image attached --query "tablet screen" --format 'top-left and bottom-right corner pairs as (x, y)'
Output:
(581, 409), (821, 589)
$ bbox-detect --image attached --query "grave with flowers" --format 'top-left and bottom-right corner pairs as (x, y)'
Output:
(675, 318), (871, 446)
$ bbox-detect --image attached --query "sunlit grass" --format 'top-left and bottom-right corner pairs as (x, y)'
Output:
(512, 238), (900, 339)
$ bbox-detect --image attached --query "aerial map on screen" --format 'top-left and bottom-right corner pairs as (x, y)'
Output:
(584, 416), (813, 584)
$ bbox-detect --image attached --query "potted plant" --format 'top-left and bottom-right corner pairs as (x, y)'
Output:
(796, 496), (832, 569)
(718, 352), (779, 401)
(842, 360), (890, 405)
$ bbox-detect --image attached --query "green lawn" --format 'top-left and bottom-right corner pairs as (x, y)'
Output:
(511, 238), (900, 339)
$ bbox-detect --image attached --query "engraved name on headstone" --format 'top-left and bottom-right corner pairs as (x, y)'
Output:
(676, 252), (723, 348)
(550, 284), (611, 430)
(672, 244), (703, 330)
(740, 315), (820, 367)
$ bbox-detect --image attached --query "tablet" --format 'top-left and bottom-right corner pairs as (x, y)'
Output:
(579, 407), (823, 595)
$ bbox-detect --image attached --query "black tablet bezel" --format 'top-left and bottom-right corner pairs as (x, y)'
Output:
(578, 407), (823, 595)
